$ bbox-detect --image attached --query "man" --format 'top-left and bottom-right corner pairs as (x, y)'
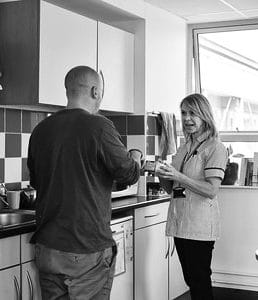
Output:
(27, 66), (141, 299)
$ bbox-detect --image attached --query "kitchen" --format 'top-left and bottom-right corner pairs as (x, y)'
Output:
(0, 0), (258, 299)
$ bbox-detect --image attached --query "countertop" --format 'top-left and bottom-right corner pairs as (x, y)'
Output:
(0, 194), (170, 239)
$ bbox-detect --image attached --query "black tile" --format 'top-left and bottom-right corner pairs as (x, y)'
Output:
(0, 108), (4, 132)
(146, 135), (155, 155)
(6, 109), (21, 133)
(5, 182), (21, 190)
(5, 134), (21, 157)
(147, 116), (157, 135)
(108, 116), (127, 135)
(22, 158), (29, 181)
(0, 159), (4, 182)
(22, 111), (33, 133)
(120, 135), (127, 148)
(127, 115), (144, 135)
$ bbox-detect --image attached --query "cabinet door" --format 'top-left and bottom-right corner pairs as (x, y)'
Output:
(0, 236), (20, 269)
(135, 222), (168, 300)
(0, 266), (21, 300)
(21, 233), (35, 263)
(169, 245), (188, 299)
(22, 261), (42, 300)
(98, 22), (134, 112)
(39, 1), (97, 106)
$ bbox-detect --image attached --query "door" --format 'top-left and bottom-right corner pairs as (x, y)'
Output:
(169, 244), (188, 299)
(39, 1), (97, 106)
(135, 221), (168, 300)
(98, 22), (134, 112)
(22, 261), (42, 300)
(0, 266), (21, 300)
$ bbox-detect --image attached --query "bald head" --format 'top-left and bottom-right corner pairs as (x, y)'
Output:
(65, 66), (104, 113)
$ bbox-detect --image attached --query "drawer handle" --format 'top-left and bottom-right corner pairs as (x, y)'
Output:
(144, 213), (160, 218)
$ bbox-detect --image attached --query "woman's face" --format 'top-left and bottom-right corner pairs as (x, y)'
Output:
(181, 103), (204, 138)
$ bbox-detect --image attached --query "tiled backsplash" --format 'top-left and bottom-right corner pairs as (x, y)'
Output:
(0, 108), (146, 193)
(0, 108), (49, 190)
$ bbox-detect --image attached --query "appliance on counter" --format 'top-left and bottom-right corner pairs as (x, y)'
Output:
(110, 216), (133, 300)
(111, 181), (138, 199)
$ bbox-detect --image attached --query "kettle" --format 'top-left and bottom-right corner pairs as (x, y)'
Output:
(20, 186), (36, 210)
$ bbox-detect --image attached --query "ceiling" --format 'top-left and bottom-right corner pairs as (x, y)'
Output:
(144, 0), (258, 23)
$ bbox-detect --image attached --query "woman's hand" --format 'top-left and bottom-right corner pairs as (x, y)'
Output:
(155, 162), (181, 181)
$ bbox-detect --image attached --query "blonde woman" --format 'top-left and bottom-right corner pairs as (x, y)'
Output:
(157, 93), (228, 300)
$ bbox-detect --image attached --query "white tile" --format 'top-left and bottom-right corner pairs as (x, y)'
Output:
(127, 135), (145, 154)
(21, 181), (30, 189)
(5, 158), (22, 183)
(22, 133), (31, 158)
(0, 133), (5, 158)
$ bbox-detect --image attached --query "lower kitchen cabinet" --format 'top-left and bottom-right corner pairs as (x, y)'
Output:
(0, 266), (21, 299)
(22, 261), (42, 300)
(134, 202), (169, 300)
(134, 201), (187, 300)
(169, 246), (188, 299)
(135, 221), (168, 300)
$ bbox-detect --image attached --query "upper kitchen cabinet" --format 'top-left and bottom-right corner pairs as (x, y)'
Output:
(98, 22), (135, 113)
(0, 0), (97, 107)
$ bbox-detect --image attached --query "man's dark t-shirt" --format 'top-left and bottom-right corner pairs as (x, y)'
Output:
(27, 109), (140, 253)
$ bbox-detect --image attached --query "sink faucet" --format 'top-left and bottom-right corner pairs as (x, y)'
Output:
(0, 183), (9, 208)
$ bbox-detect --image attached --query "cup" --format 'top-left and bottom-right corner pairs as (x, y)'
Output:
(7, 191), (21, 209)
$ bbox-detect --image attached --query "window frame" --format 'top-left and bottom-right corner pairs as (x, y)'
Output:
(187, 19), (258, 139)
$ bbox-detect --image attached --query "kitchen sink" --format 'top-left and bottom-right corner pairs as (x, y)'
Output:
(0, 210), (35, 228)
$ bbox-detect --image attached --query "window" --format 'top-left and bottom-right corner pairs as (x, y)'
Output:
(192, 24), (258, 132)
(190, 22), (258, 186)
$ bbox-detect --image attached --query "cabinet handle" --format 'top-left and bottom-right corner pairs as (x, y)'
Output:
(27, 271), (34, 300)
(144, 213), (159, 218)
(14, 275), (21, 300)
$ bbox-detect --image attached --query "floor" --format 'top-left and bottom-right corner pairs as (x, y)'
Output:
(176, 287), (258, 300)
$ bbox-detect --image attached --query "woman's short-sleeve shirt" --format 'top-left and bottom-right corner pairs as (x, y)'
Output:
(166, 132), (228, 241)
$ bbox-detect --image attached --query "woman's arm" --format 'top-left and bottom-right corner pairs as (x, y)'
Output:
(156, 164), (221, 199)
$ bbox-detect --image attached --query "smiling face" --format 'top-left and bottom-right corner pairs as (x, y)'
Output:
(181, 103), (204, 138)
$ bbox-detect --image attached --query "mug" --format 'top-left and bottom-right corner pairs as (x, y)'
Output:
(7, 191), (21, 209)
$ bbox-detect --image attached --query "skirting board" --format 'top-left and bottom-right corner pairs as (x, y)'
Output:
(212, 270), (258, 291)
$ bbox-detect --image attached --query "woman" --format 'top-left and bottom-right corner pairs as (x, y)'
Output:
(156, 93), (228, 300)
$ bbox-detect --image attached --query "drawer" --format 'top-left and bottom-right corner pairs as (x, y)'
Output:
(21, 232), (35, 263)
(0, 236), (20, 269)
(135, 201), (169, 230)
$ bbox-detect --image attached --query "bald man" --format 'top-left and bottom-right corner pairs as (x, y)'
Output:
(27, 66), (141, 300)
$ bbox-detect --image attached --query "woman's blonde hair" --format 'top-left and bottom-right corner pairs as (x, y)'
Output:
(180, 93), (218, 139)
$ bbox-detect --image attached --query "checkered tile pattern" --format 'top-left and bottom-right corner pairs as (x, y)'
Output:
(0, 108), (49, 190)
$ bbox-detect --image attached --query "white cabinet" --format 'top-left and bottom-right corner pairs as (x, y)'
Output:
(22, 261), (42, 300)
(39, 1), (97, 106)
(169, 246), (188, 299)
(134, 202), (169, 300)
(0, 236), (21, 299)
(98, 22), (134, 113)
(0, 235), (20, 269)
(21, 233), (42, 299)
(0, 266), (21, 300)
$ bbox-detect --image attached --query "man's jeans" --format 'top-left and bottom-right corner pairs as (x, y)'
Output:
(35, 243), (117, 300)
